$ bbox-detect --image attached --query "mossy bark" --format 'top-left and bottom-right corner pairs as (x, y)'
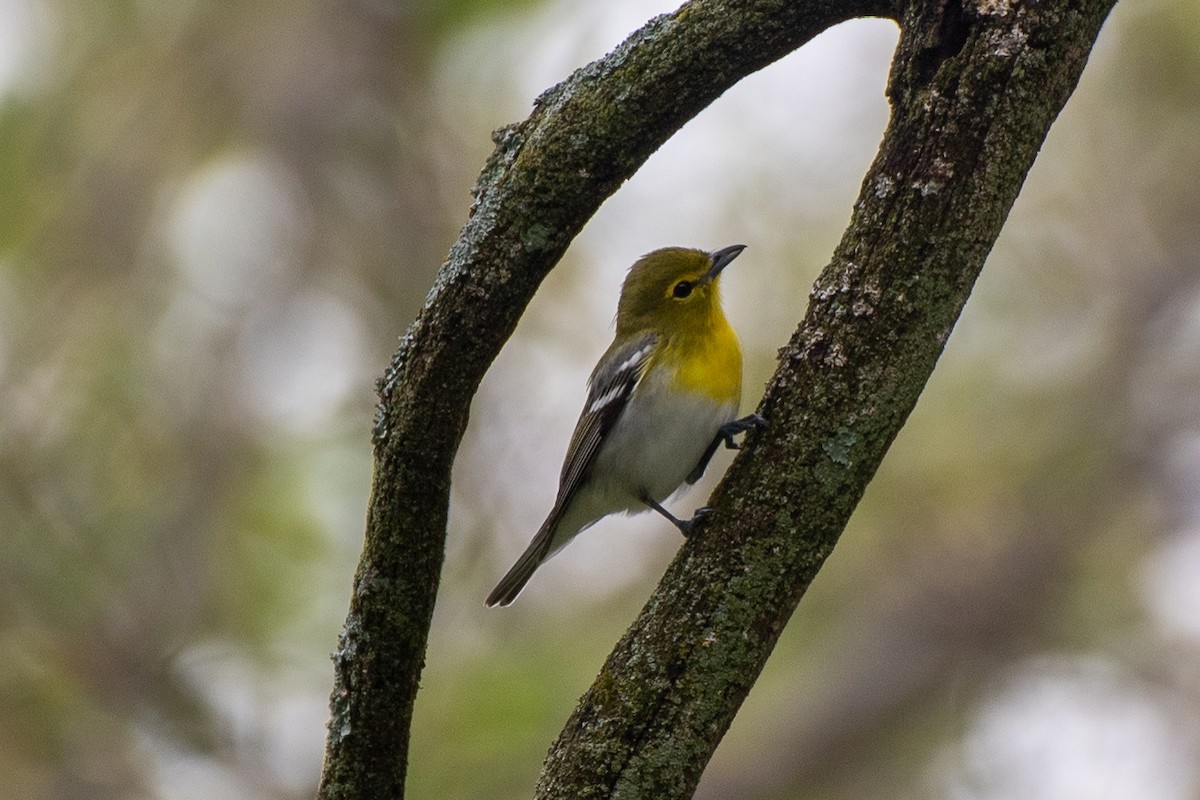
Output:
(316, 0), (1116, 798)
(536, 1), (1116, 797)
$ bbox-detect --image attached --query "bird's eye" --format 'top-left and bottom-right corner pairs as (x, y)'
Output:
(672, 280), (694, 299)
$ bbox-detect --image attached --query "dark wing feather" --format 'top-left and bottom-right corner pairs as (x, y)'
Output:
(553, 332), (657, 509)
(485, 332), (657, 607)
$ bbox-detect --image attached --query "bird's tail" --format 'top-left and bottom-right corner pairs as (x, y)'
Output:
(485, 514), (559, 607)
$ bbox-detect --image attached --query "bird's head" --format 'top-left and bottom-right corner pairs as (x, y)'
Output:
(615, 245), (745, 338)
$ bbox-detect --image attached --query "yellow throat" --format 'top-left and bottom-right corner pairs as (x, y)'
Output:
(615, 246), (745, 404)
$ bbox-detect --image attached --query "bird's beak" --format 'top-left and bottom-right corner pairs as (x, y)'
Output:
(703, 244), (747, 283)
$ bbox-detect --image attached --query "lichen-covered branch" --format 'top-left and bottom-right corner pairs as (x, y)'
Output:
(316, 1), (893, 798)
(535, 0), (1116, 797)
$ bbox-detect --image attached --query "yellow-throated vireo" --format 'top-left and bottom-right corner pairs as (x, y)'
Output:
(486, 245), (763, 607)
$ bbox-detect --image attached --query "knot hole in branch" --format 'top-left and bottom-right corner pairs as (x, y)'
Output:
(914, 0), (972, 86)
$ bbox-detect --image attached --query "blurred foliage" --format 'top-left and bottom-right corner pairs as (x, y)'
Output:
(1, 0), (1199, 799)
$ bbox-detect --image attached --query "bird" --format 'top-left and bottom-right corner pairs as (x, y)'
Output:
(485, 244), (763, 607)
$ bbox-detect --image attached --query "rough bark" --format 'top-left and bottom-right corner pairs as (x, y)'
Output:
(536, 0), (1116, 797)
(317, 0), (1116, 797)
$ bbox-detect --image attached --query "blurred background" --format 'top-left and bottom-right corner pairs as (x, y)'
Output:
(2, 0), (1199, 798)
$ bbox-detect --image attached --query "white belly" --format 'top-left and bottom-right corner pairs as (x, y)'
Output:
(548, 369), (738, 552)
(597, 380), (736, 501)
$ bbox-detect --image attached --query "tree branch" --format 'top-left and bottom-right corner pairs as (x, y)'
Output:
(317, 2), (892, 798)
(535, 0), (1116, 797)
(316, 0), (1116, 797)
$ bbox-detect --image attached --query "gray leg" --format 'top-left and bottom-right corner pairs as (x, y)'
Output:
(686, 413), (766, 484)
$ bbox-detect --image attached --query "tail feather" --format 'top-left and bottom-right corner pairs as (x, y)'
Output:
(485, 543), (543, 607)
(485, 516), (558, 607)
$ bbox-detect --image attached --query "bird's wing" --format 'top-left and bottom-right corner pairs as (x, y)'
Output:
(484, 333), (657, 607)
(553, 331), (657, 510)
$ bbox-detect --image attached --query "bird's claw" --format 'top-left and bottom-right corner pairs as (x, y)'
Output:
(677, 506), (712, 537)
(720, 413), (767, 449)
